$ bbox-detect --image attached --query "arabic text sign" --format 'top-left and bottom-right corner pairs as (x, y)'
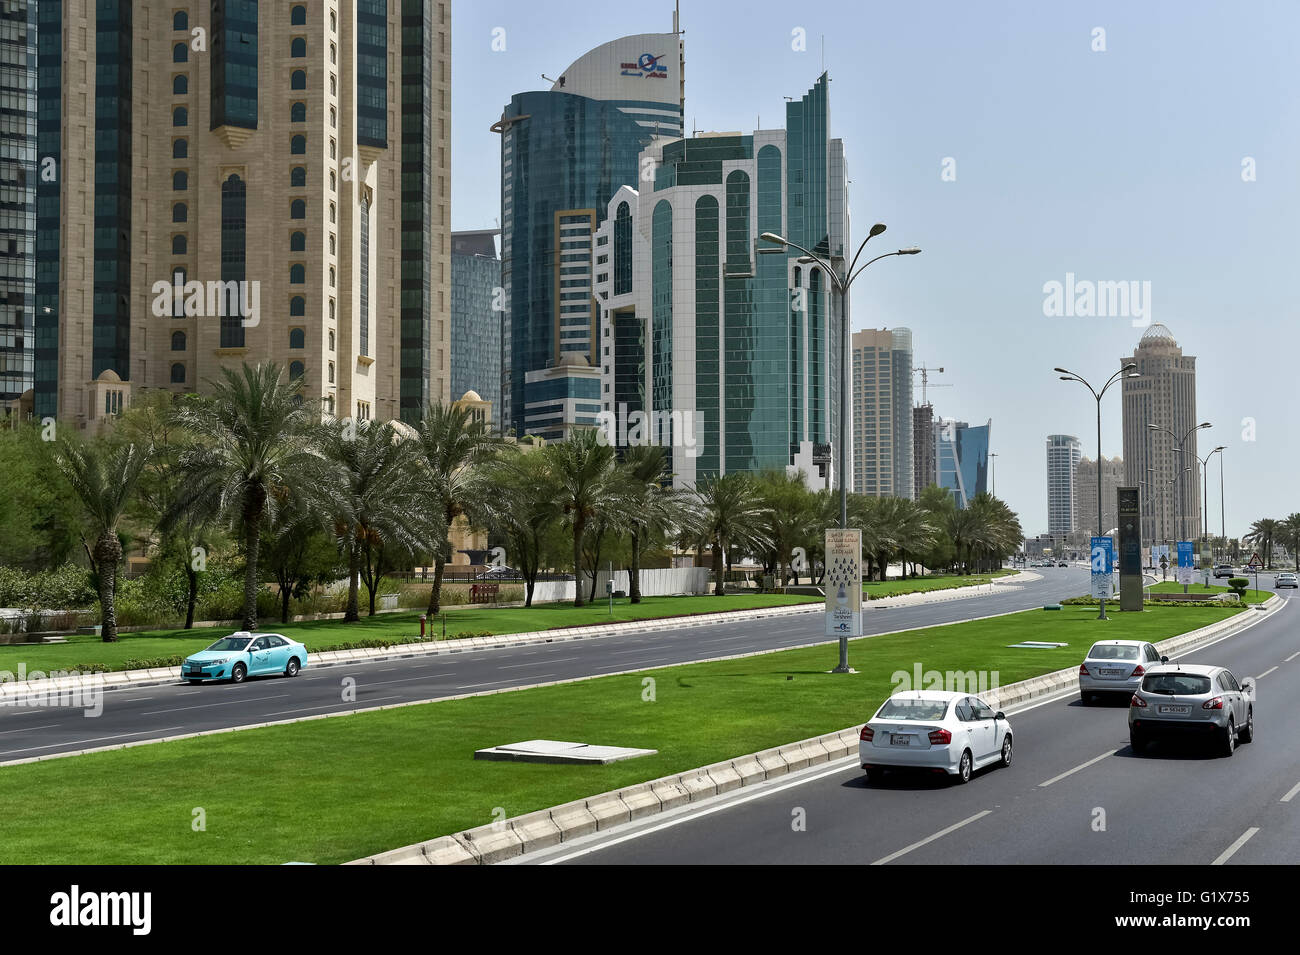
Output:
(825, 528), (863, 637)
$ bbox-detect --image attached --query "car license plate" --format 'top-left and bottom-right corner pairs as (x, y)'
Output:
(187, 667), (203, 675)
(1100, 668), (1125, 677)
(1158, 704), (1190, 715)
(890, 734), (912, 746)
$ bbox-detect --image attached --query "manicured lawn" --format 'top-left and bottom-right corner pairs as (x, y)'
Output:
(863, 570), (1015, 599)
(0, 594), (821, 677)
(1147, 581), (1270, 604)
(0, 602), (1242, 865)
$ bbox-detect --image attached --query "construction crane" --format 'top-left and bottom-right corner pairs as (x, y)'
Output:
(912, 364), (952, 406)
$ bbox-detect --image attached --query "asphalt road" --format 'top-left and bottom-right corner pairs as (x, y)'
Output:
(521, 590), (1298, 865)
(0, 570), (1088, 761)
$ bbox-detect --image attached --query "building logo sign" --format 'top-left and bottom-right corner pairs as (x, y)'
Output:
(621, 53), (668, 78)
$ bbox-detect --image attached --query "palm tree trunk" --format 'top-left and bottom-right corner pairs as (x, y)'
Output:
(426, 557), (446, 617)
(184, 563), (199, 629)
(281, 586), (292, 624)
(95, 533), (122, 643)
(572, 513), (586, 608)
(344, 538), (360, 622)
(712, 539), (725, 596)
(241, 512), (262, 631)
(629, 533), (643, 604)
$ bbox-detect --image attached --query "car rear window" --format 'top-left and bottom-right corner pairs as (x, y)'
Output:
(1087, 644), (1139, 661)
(1142, 673), (1211, 695)
(875, 698), (950, 721)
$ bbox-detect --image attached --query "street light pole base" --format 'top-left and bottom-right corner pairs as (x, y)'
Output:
(828, 666), (858, 674)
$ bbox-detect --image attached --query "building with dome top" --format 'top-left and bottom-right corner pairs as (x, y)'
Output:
(1121, 324), (1200, 546)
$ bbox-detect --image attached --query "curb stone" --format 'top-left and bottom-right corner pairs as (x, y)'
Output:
(347, 593), (1280, 865)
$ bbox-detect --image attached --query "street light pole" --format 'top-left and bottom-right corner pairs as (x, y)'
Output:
(1150, 421), (1211, 591)
(761, 227), (920, 674)
(1056, 364), (1140, 620)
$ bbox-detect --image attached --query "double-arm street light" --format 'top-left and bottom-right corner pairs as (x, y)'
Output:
(1149, 421), (1212, 543)
(760, 225), (921, 529)
(1183, 445), (1225, 559)
(1056, 364), (1140, 620)
(761, 225), (920, 675)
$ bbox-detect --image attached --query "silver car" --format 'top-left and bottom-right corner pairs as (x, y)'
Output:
(1128, 664), (1255, 756)
(1079, 640), (1164, 703)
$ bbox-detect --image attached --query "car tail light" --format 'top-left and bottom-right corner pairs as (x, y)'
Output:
(859, 726), (874, 741)
(927, 728), (952, 745)
(1132, 664), (1145, 677)
(1130, 694), (1147, 708)
(1079, 664), (1089, 676)
(1202, 697), (1224, 710)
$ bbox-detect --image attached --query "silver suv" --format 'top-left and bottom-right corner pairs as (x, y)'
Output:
(1129, 664), (1255, 756)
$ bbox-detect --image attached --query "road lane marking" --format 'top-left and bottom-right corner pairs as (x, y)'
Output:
(0, 723), (59, 736)
(264, 695), (403, 718)
(1255, 666), (1278, 680)
(871, 811), (994, 865)
(0, 727), (184, 757)
(1039, 749), (1121, 788)
(1280, 780), (1300, 803)
(1285, 651), (1300, 662)
(457, 681), (513, 689)
(1211, 827), (1259, 865)
(142, 694), (290, 716)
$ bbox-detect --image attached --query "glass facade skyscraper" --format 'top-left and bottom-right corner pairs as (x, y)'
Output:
(451, 230), (502, 431)
(495, 31), (684, 438)
(937, 418), (992, 508)
(0, 0), (36, 416)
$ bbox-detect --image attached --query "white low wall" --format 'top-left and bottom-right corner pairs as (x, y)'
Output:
(531, 567), (710, 604)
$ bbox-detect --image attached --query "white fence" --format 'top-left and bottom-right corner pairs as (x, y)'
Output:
(529, 567), (710, 604)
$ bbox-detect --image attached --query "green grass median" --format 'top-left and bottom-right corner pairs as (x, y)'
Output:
(0, 601), (1244, 865)
(0, 593), (821, 677)
(1147, 581), (1270, 604)
(863, 570), (1014, 599)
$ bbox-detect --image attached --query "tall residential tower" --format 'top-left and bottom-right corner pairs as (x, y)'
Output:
(1046, 434), (1081, 535)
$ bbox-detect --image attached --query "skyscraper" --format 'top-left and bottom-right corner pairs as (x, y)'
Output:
(35, 2), (451, 428)
(450, 229), (501, 431)
(0, 0), (36, 419)
(1075, 454), (1123, 536)
(1121, 324), (1199, 543)
(592, 74), (849, 490)
(937, 418), (991, 508)
(495, 27), (684, 439)
(913, 402), (936, 494)
(851, 328), (914, 498)
(1046, 434), (1081, 535)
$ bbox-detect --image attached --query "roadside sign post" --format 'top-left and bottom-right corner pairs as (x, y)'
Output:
(1090, 536), (1114, 618)
(1176, 541), (1195, 593)
(825, 528), (863, 673)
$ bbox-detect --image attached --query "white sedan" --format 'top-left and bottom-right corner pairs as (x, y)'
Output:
(859, 690), (1013, 784)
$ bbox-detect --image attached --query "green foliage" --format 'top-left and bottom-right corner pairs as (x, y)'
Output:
(0, 563), (96, 609)
(0, 424), (85, 570)
(1227, 577), (1248, 596)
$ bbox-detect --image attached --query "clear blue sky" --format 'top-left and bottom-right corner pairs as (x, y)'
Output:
(451, 0), (1299, 537)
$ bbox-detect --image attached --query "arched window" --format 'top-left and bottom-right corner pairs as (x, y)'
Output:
(291, 37), (306, 58)
(290, 296), (306, 316)
(290, 166), (306, 187)
(173, 138), (188, 159)
(172, 170), (187, 191)
(291, 135), (306, 155)
(171, 330), (186, 352)
(329, 202), (335, 223)
(172, 202), (188, 223)
(171, 362), (186, 384)
(614, 202), (633, 295)
(171, 234), (186, 255)
(328, 330), (335, 351)
(290, 231), (306, 252)
(290, 264), (305, 284)
(291, 70), (307, 90)
(289, 328), (306, 349)
(291, 5), (307, 25)
(329, 299), (335, 320)
(173, 11), (188, 31)
(328, 361), (335, 384)
(173, 106), (188, 127)
(173, 42), (188, 63)
(171, 268), (186, 316)
(289, 361), (305, 381)
(291, 102), (306, 123)
(330, 106), (336, 128)
(726, 169), (751, 264)
(328, 266), (335, 288)
(173, 74), (188, 95)
(290, 199), (306, 219)
(328, 234), (335, 255)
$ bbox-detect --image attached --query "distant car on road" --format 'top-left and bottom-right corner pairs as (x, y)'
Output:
(860, 690), (1012, 784)
(1080, 640), (1164, 703)
(1213, 565), (1236, 578)
(1058, 561), (1068, 567)
(182, 632), (308, 684)
(1129, 664), (1254, 756)
(1276, 573), (1298, 589)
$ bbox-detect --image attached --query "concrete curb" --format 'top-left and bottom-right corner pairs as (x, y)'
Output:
(346, 594), (1280, 865)
(0, 572), (1033, 698)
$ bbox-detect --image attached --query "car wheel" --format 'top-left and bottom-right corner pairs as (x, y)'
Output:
(862, 767), (876, 784)
(285, 657), (300, 678)
(955, 749), (973, 784)
(1080, 691), (1092, 705)
(1238, 707), (1253, 744)
(999, 734), (1013, 767)
(1129, 731), (1147, 753)
(1219, 718), (1236, 757)
(230, 663), (247, 685)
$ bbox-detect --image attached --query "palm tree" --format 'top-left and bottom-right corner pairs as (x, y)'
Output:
(686, 473), (770, 595)
(412, 401), (503, 616)
(323, 418), (442, 619)
(486, 448), (558, 607)
(618, 445), (680, 603)
(168, 363), (330, 630)
(1244, 518), (1279, 570)
(755, 470), (816, 587)
(546, 429), (617, 607)
(54, 439), (152, 642)
(1282, 514), (1300, 571)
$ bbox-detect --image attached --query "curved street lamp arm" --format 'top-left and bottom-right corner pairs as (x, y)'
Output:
(846, 250), (910, 288)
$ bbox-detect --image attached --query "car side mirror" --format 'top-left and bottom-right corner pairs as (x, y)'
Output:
(995, 711), (1005, 721)
(1160, 656), (1168, 664)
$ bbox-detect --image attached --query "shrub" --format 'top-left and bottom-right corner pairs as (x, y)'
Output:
(1227, 577), (1249, 597)
(0, 563), (96, 610)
